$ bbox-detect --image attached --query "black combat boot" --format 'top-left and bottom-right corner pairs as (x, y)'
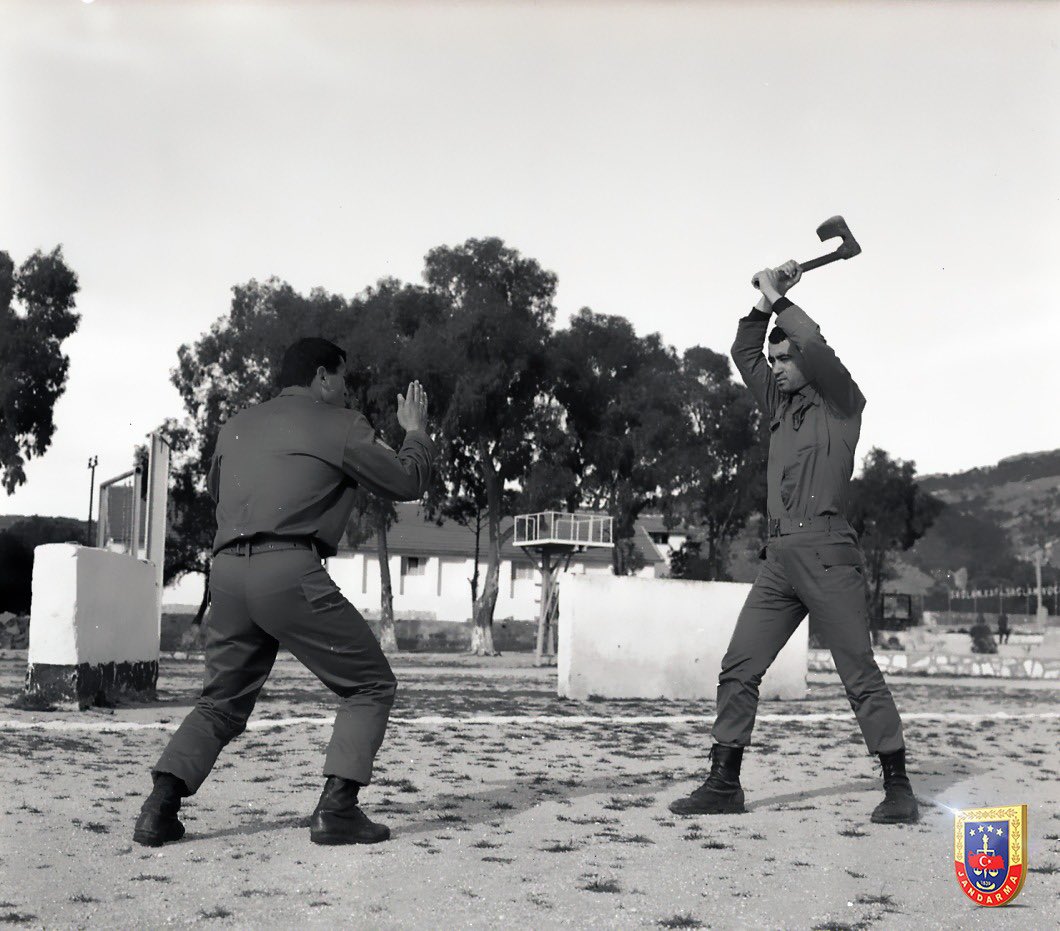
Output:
(669, 745), (746, 815)
(870, 748), (919, 824)
(133, 772), (188, 847)
(309, 776), (390, 845)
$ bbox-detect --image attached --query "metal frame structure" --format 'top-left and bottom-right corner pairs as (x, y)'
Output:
(514, 511), (614, 550)
(96, 466), (143, 552)
(94, 433), (170, 580)
(513, 511), (614, 666)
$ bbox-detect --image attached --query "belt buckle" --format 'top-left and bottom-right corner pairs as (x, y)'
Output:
(768, 518), (781, 537)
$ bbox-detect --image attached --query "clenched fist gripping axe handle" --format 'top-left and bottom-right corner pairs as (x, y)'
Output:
(751, 215), (862, 289)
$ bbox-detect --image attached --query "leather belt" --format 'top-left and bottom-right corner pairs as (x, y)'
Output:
(768, 516), (850, 537)
(218, 534), (319, 557)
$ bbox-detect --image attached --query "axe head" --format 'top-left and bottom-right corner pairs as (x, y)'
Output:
(816, 215), (861, 259)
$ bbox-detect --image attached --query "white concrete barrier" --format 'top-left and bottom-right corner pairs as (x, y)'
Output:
(558, 575), (807, 701)
(26, 544), (160, 707)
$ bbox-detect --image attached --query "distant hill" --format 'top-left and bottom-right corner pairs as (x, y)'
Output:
(904, 449), (1060, 591)
(921, 448), (1060, 494)
(918, 449), (1060, 553)
(0, 514), (89, 537)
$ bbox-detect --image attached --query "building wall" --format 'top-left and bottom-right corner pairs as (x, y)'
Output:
(328, 552), (640, 622)
(163, 550), (652, 622)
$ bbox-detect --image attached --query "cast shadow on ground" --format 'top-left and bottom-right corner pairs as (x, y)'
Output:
(750, 762), (988, 813)
(175, 776), (661, 844)
(749, 779), (874, 810)
(183, 815), (309, 842)
(148, 759), (992, 845)
(391, 775), (665, 839)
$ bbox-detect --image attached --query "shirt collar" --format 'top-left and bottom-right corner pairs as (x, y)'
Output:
(787, 384), (822, 408)
(278, 386), (316, 400)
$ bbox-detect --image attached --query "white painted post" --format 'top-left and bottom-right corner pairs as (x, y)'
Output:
(145, 433), (171, 620)
(130, 465), (143, 559)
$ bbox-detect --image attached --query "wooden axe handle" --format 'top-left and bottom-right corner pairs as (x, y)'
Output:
(752, 248), (853, 288)
(797, 250), (848, 273)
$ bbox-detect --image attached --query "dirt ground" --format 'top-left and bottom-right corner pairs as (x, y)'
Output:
(0, 651), (1057, 930)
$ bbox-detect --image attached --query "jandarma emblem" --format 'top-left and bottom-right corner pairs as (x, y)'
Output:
(953, 805), (1028, 906)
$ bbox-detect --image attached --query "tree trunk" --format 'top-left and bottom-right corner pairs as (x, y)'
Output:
(470, 448), (501, 656)
(609, 488), (626, 575)
(471, 557), (500, 655)
(376, 513), (398, 652)
(469, 512), (482, 604)
(707, 522), (721, 581)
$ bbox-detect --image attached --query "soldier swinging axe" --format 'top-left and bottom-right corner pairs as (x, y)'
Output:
(752, 215), (861, 288)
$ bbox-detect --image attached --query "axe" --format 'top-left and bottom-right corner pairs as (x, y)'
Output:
(752, 215), (861, 289)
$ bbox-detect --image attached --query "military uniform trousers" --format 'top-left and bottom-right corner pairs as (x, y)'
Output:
(155, 546), (396, 793)
(711, 529), (904, 755)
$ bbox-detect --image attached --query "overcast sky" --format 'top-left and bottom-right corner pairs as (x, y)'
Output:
(2, 0), (1057, 520)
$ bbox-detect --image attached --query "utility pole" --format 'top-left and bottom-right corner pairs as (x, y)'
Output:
(1032, 541), (1054, 622)
(86, 455), (98, 546)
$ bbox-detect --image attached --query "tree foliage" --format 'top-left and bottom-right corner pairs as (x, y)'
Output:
(663, 347), (768, 580)
(1015, 489), (1060, 556)
(909, 507), (1023, 592)
(846, 448), (943, 622)
(0, 515), (88, 613)
(0, 247), (80, 494)
(668, 539), (714, 581)
(552, 310), (682, 575)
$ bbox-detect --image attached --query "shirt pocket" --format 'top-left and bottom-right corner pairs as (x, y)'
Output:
(815, 543), (863, 573)
(299, 566), (347, 613)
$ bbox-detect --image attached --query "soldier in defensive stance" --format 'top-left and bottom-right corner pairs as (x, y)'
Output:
(134, 338), (434, 846)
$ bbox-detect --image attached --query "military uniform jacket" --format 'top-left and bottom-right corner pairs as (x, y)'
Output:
(208, 387), (436, 558)
(731, 298), (866, 523)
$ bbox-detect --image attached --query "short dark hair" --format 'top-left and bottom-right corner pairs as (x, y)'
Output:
(767, 326), (788, 345)
(277, 337), (347, 389)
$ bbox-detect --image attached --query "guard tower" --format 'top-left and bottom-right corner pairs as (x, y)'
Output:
(513, 511), (613, 666)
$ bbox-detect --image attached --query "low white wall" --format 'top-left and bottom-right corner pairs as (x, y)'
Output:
(29, 544), (160, 666)
(559, 575), (807, 701)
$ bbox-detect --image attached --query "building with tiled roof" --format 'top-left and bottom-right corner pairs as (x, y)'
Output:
(322, 503), (665, 622)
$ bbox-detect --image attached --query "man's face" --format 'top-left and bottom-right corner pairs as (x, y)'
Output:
(768, 339), (809, 394)
(318, 361), (350, 408)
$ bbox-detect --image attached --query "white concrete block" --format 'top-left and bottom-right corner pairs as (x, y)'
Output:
(559, 575), (807, 701)
(29, 543), (160, 666)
